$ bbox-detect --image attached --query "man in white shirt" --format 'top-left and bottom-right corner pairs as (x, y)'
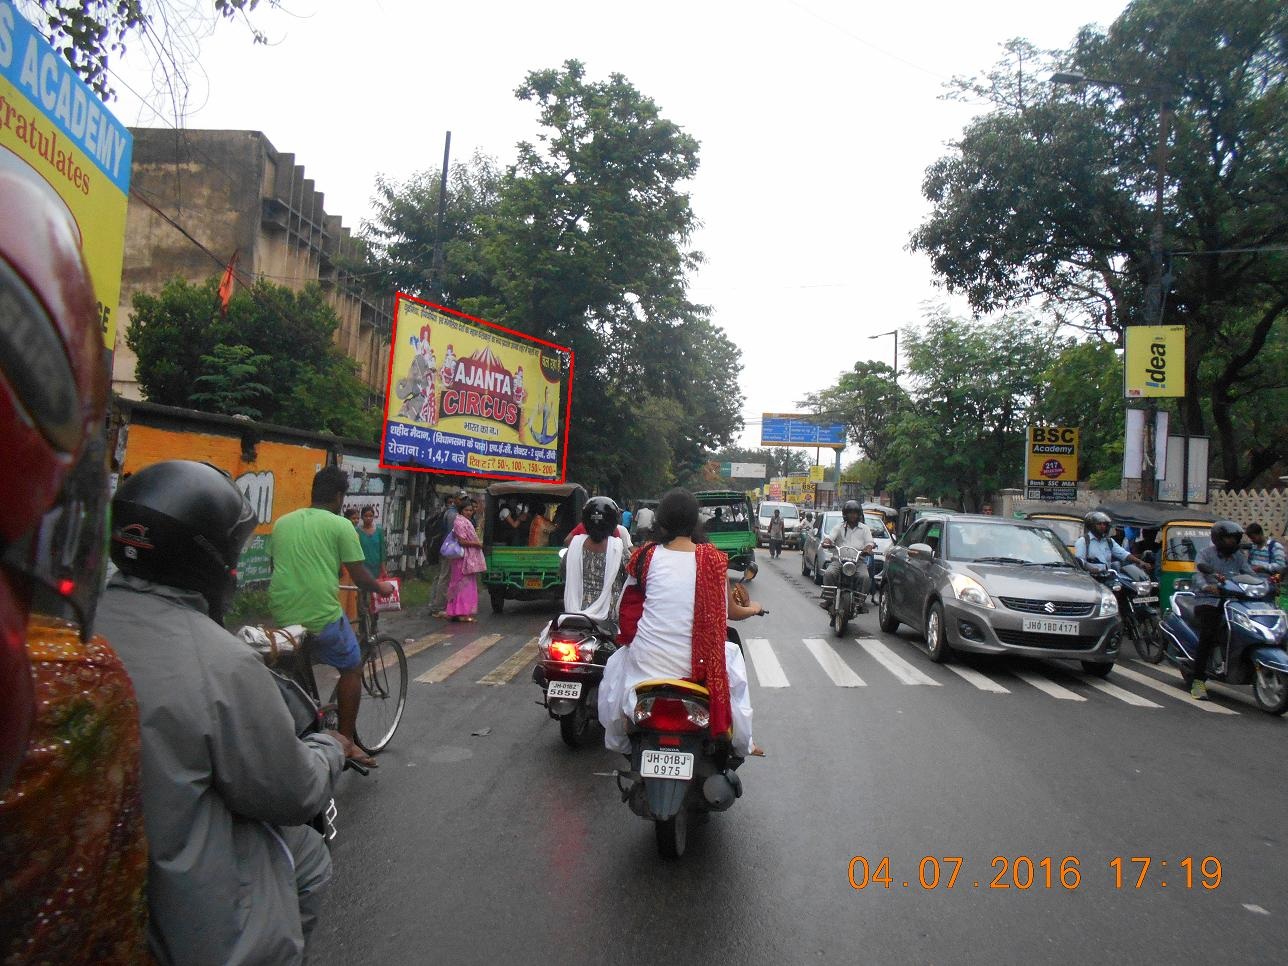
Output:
(821, 500), (875, 606)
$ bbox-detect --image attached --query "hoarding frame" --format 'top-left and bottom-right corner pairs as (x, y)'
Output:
(379, 294), (574, 483)
(760, 412), (846, 448)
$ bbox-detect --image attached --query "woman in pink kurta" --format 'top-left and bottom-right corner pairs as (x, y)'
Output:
(445, 499), (486, 621)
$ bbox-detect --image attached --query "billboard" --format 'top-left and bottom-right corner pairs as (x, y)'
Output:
(1025, 425), (1079, 502)
(760, 413), (846, 448)
(721, 461), (766, 479)
(381, 296), (573, 482)
(1125, 325), (1185, 398)
(0, 0), (132, 352)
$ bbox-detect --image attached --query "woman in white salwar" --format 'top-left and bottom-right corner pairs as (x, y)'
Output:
(599, 489), (765, 757)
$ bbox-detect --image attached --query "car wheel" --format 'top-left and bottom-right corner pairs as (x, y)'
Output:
(878, 585), (899, 633)
(924, 601), (951, 663)
(1080, 660), (1113, 678)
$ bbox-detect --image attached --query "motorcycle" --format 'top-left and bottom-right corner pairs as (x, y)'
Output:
(822, 545), (870, 637)
(1158, 565), (1288, 714)
(533, 612), (618, 748)
(1091, 562), (1164, 663)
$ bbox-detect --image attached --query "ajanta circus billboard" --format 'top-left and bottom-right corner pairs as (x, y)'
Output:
(380, 295), (573, 482)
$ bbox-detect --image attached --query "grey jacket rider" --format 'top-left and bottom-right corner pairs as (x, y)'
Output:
(96, 573), (346, 966)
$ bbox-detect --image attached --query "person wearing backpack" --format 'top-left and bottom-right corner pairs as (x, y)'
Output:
(1247, 523), (1286, 578)
(429, 493), (462, 616)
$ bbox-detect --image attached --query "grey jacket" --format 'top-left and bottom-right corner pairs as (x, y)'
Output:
(96, 574), (345, 966)
(1193, 545), (1254, 593)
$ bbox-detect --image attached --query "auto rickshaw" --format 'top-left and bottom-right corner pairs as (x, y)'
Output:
(481, 481), (587, 613)
(895, 501), (956, 538)
(1010, 500), (1084, 554)
(863, 502), (898, 539)
(695, 490), (756, 570)
(1094, 501), (1217, 613)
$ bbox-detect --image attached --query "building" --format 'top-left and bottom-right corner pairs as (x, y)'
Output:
(113, 128), (391, 400)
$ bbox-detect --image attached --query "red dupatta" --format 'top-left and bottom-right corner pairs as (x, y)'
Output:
(615, 541), (732, 739)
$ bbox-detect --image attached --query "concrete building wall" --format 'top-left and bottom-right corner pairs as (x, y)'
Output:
(113, 128), (392, 401)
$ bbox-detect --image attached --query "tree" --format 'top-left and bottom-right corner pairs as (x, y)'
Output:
(1037, 339), (1126, 489)
(127, 276), (382, 439)
(885, 310), (1061, 510)
(20, 0), (276, 101)
(363, 61), (744, 492)
(910, 1), (1288, 486)
(800, 359), (906, 493)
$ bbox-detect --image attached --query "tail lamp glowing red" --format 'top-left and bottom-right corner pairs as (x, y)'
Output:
(633, 696), (709, 733)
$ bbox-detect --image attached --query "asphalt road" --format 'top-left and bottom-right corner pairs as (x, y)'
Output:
(310, 549), (1288, 965)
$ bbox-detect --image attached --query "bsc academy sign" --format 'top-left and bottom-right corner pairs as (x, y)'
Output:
(1025, 426), (1079, 502)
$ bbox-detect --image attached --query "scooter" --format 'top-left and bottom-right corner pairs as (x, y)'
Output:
(822, 545), (871, 637)
(1092, 562), (1164, 663)
(533, 612), (618, 748)
(1158, 565), (1288, 714)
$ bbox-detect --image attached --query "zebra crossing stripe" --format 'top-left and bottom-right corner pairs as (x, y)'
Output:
(746, 638), (790, 688)
(944, 664), (1010, 693)
(415, 634), (502, 684)
(1012, 668), (1086, 701)
(803, 639), (866, 687)
(403, 632), (451, 660)
(856, 639), (941, 686)
(1115, 664), (1239, 715)
(1081, 676), (1162, 708)
(477, 638), (540, 685)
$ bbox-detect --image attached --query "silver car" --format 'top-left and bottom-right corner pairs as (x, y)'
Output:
(802, 511), (893, 585)
(878, 515), (1121, 675)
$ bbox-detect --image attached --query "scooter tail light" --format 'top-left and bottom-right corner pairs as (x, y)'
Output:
(633, 696), (708, 733)
(549, 640), (581, 663)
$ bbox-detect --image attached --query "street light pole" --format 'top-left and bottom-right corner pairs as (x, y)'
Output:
(869, 329), (898, 382)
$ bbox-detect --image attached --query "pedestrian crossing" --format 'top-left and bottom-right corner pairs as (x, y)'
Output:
(404, 630), (1248, 715)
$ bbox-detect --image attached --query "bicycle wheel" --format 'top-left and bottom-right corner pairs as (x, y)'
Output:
(354, 635), (408, 754)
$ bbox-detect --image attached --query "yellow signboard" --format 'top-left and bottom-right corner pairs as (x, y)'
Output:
(1025, 426), (1079, 502)
(0, 0), (132, 351)
(1125, 325), (1185, 398)
(382, 296), (571, 481)
(809, 465), (825, 483)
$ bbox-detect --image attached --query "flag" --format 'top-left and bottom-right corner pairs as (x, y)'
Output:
(218, 250), (239, 315)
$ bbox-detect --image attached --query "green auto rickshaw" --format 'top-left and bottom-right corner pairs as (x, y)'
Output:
(1095, 501), (1218, 613)
(695, 490), (757, 570)
(481, 481), (587, 613)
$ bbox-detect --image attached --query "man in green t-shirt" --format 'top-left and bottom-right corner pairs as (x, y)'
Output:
(270, 466), (394, 767)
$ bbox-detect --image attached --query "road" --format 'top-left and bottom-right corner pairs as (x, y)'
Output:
(311, 549), (1288, 965)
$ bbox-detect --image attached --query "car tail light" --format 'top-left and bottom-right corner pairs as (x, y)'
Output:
(633, 696), (709, 732)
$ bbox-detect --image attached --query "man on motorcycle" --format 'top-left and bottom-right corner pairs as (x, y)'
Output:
(1187, 520), (1257, 701)
(820, 500), (876, 608)
(96, 461), (356, 964)
(560, 497), (628, 624)
(1074, 511), (1152, 573)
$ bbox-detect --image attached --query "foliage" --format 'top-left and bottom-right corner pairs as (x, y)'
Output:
(127, 276), (382, 440)
(801, 359), (906, 493)
(363, 61), (743, 492)
(883, 310), (1061, 511)
(910, 0), (1288, 486)
(20, 0), (274, 101)
(1036, 339), (1125, 487)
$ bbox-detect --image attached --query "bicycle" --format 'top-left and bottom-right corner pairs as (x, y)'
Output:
(281, 593), (409, 755)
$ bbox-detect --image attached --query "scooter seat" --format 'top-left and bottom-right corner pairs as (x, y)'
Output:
(554, 612), (618, 639)
(635, 678), (710, 699)
(1171, 592), (1201, 624)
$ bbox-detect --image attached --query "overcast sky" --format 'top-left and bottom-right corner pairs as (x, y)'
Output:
(110, 0), (1131, 458)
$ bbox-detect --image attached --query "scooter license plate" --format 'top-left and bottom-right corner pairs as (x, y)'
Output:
(547, 680), (582, 700)
(641, 750), (693, 781)
(1022, 618), (1079, 635)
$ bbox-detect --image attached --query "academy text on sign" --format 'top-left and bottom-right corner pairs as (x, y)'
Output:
(1025, 426), (1079, 502)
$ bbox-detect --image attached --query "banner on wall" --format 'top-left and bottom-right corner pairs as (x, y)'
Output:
(0, 0), (133, 352)
(380, 296), (573, 482)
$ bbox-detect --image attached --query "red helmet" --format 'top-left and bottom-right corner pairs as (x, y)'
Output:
(0, 153), (109, 791)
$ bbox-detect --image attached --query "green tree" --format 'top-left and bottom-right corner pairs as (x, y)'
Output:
(364, 61), (744, 491)
(800, 359), (906, 493)
(886, 310), (1061, 510)
(910, 1), (1288, 486)
(1037, 340), (1126, 488)
(127, 276), (382, 439)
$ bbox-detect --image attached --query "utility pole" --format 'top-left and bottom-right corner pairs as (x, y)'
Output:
(429, 131), (452, 300)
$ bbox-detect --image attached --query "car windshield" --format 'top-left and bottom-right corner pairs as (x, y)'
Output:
(763, 505), (798, 520)
(820, 512), (842, 534)
(945, 521), (1070, 564)
(865, 514), (890, 537)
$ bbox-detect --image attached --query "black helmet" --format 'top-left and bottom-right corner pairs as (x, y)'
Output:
(110, 461), (258, 622)
(1084, 511), (1111, 534)
(582, 496), (620, 542)
(1211, 520), (1243, 553)
(842, 500), (861, 519)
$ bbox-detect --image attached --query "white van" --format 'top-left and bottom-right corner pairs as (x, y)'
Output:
(756, 501), (802, 549)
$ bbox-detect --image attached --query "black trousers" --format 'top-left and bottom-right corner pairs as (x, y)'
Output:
(1192, 603), (1223, 682)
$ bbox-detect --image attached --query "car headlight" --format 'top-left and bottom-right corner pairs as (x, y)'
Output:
(947, 573), (994, 608)
(1098, 587), (1119, 616)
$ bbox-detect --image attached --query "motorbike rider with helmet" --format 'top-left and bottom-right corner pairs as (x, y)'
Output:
(1074, 511), (1152, 573)
(820, 500), (876, 608)
(1186, 520), (1257, 701)
(559, 497), (628, 624)
(95, 460), (356, 965)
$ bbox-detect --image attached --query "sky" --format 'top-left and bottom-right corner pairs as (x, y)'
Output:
(106, 0), (1132, 460)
